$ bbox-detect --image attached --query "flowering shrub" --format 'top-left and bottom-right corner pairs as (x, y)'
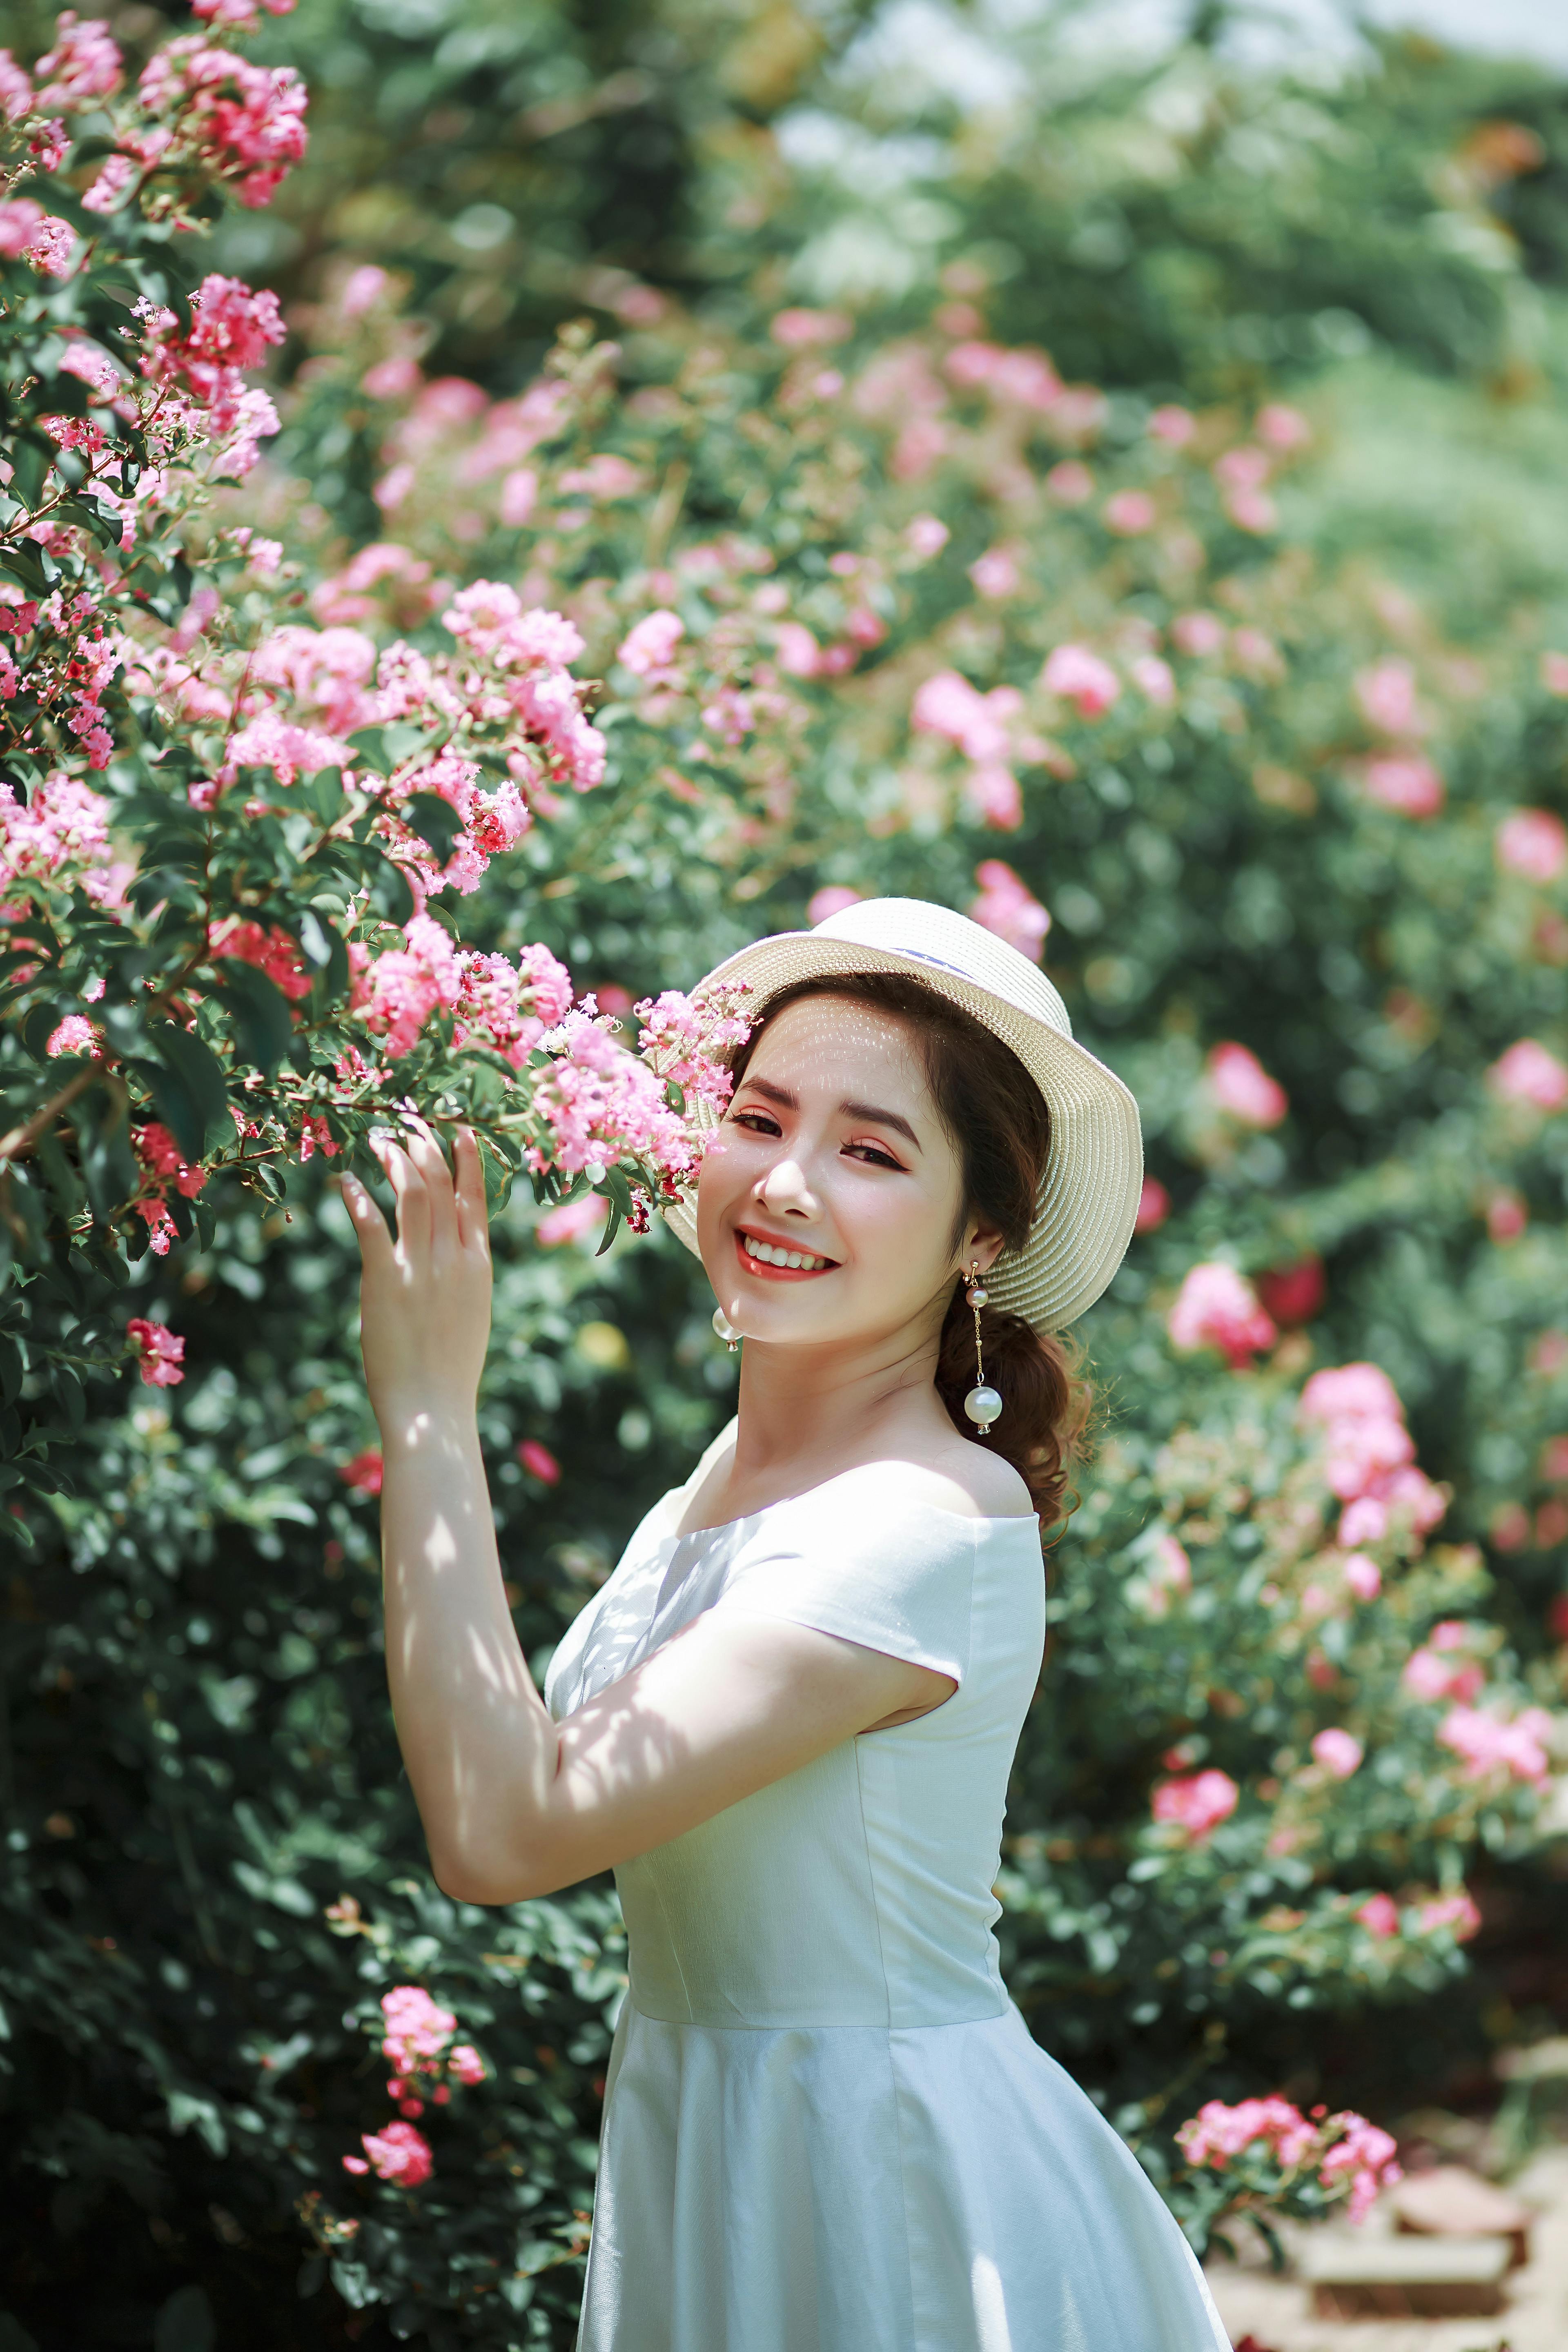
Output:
(1173, 2096), (1401, 2251)
(8, 8), (1568, 2340)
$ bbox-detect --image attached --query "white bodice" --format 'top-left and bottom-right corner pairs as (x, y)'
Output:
(543, 1446), (1046, 2032)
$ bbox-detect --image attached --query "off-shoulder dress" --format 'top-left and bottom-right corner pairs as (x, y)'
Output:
(543, 1437), (1231, 2352)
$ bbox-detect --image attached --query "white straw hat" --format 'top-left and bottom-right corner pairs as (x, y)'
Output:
(664, 896), (1143, 1329)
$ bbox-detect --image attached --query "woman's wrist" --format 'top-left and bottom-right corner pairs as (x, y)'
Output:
(375, 1394), (482, 1455)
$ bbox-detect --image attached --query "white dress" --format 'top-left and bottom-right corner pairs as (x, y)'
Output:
(543, 1440), (1232, 2352)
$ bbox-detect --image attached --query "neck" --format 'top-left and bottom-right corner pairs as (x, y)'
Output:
(730, 1314), (950, 1483)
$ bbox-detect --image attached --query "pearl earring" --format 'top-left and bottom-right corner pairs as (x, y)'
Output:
(712, 1307), (740, 1352)
(962, 1263), (1002, 1437)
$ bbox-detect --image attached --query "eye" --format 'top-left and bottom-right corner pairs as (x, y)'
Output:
(730, 1106), (782, 1136)
(844, 1139), (907, 1171)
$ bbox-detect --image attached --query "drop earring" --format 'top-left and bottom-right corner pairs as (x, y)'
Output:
(962, 1263), (1002, 1436)
(712, 1307), (740, 1352)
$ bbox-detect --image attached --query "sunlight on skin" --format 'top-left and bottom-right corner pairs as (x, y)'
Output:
(342, 998), (1032, 1905)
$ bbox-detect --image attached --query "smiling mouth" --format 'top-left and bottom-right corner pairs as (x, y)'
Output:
(735, 1228), (838, 1278)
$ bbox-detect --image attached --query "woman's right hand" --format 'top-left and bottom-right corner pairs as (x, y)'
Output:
(341, 1118), (493, 1433)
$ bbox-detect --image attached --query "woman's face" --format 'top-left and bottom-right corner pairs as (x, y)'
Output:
(696, 994), (1000, 1350)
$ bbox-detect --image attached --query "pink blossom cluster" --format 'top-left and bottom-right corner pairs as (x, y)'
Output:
(127, 1316), (184, 1386)
(1205, 1040), (1287, 1128)
(1151, 1767), (1238, 1841)
(134, 35), (309, 209)
(1041, 643), (1120, 718)
(350, 915), (462, 1059)
(1177, 2097), (1400, 2226)
(134, 1124), (209, 1252)
(633, 987), (753, 1112)
(528, 1010), (696, 1180)
(911, 671), (1028, 829)
(969, 860), (1051, 960)
(45, 1011), (98, 1058)
(453, 942), (573, 1067)
(1167, 1262), (1276, 1368)
(1297, 1361), (1446, 1548)
(208, 916), (312, 1003)
(1496, 807), (1568, 882)
(1401, 1619), (1485, 1706)
(0, 770), (112, 875)
(1437, 1702), (1554, 1788)
(339, 1985), (486, 2181)
(139, 274), (286, 436)
(0, 196), (77, 276)
(1487, 1038), (1568, 1113)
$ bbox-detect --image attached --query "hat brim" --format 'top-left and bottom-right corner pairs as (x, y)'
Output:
(663, 931), (1143, 1329)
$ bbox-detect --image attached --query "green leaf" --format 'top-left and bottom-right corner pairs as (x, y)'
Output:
(400, 791), (464, 864)
(300, 766), (343, 821)
(212, 964), (294, 1078)
(0, 540), (55, 594)
(155, 1023), (230, 1156)
(8, 434), (54, 510)
(135, 1055), (206, 1164)
(368, 856), (415, 927)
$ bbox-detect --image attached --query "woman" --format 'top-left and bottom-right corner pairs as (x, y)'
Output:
(343, 896), (1232, 2352)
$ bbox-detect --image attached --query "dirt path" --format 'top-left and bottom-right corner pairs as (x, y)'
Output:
(1203, 2149), (1568, 2352)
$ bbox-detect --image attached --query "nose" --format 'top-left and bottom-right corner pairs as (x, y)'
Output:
(754, 1154), (822, 1223)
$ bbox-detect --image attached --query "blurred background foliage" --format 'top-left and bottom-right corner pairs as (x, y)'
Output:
(8, 2), (1568, 2348)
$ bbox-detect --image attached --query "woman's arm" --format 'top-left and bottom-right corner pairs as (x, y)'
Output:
(344, 1123), (949, 1906)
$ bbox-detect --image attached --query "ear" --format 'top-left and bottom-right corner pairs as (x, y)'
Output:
(956, 1214), (1006, 1278)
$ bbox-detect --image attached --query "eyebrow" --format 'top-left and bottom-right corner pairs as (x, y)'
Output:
(737, 1075), (922, 1152)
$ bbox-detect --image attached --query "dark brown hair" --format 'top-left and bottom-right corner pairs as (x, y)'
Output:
(727, 971), (1091, 1526)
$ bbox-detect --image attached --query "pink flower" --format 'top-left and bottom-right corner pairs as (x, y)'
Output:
(136, 1123), (207, 1199)
(1134, 1176), (1169, 1234)
(1256, 1257), (1325, 1327)
(1167, 1263), (1276, 1368)
(1152, 1768), (1238, 1841)
(807, 886), (862, 925)
(1224, 488), (1277, 534)
(1130, 655), (1175, 706)
(1311, 1728), (1363, 1779)
(352, 914), (463, 1058)
(1319, 2115), (1401, 2222)
(1541, 652), (1568, 697)
(1361, 755), (1444, 818)
(1178, 2096), (1317, 2170)
(1488, 1038), (1568, 1111)
(968, 546), (1021, 599)
(1256, 403), (1311, 450)
(1356, 1893), (1399, 1939)
(81, 152), (137, 215)
(1496, 807), (1568, 881)
(617, 609), (684, 679)
(905, 515), (949, 558)
(339, 1448), (383, 1497)
(969, 860), (1049, 960)
(1148, 405), (1196, 445)
(356, 2120), (432, 2187)
(1041, 644), (1120, 717)
(127, 1318), (185, 1387)
(535, 1195), (608, 1249)
(1343, 1553), (1382, 1601)
(1354, 659), (1421, 736)
(770, 308), (851, 349)
(447, 2044), (486, 2085)
(1214, 445), (1270, 490)
(34, 12), (124, 109)
(1138, 1532), (1191, 1618)
(498, 467), (537, 526)
(1415, 1890), (1481, 1942)
(1172, 611), (1225, 657)
(45, 1013), (98, 1058)
(1044, 460), (1094, 505)
(1299, 1363), (1404, 1428)
(1438, 1704), (1554, 1786)
(1205, 1041), (1287, 1128)
(1104, 490), (1156, 535)
(963, 763), (1023, 829)
(517, 1439), (560, 1486)
(208, 916), (312, 1004)
(381, 1984), (456, 2066)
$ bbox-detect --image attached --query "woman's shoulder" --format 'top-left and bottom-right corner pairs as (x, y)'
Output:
(820, 1443), (1033, 1524)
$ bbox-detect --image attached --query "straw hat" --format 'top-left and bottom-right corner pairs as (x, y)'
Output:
(664, 896), (1143, 1329)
